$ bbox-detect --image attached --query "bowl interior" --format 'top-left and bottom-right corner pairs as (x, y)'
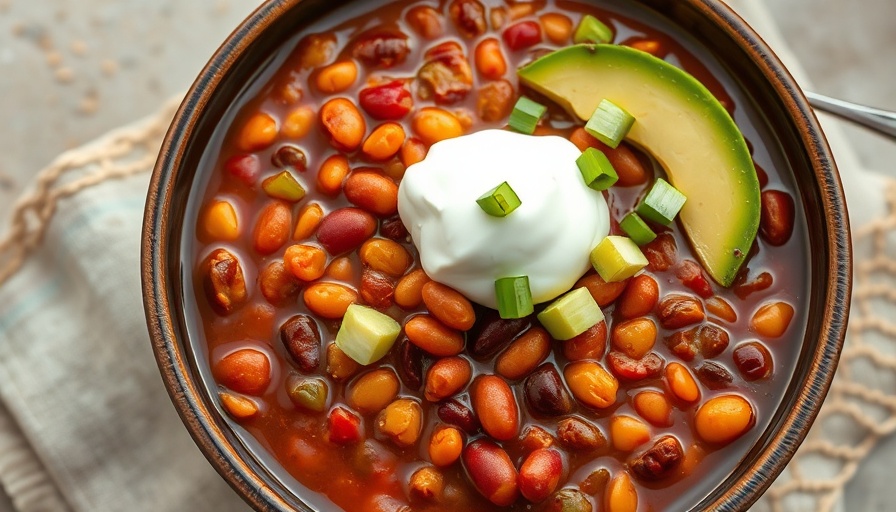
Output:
(143, 0), (850, 510)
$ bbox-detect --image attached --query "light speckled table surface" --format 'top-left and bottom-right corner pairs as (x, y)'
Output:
(0, 0), (893, 510)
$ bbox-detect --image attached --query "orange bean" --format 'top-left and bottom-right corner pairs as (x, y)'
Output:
(605, 473), (638, 512)
(317, 154), (351, 196)
(400, 137), (428, 167)
(293, 203), (324, 240)
(563, 322), (608, 361)
(429, 426), (463, 466)
(346, 368), (400, 415)
(574, 273), (628, 307)
(219, 391), (259, 419)
(409, 466), (444, 501)
(666, 362), (700, 402)
(377, 398), (423, 447)
(474, 38), (507, 79)
(359, 238), (411, 276)
(320, 97), (366, 151)
(412, 107), (463, 146)
(283, 244), (327, 282)
(326, 343), (361, 381)
(282, 105), (315, 139)
(404, 314), (465, 356)
(471, 375), (519, 441)
(564, 361), (618, 409)
(214, 348), (271, 395)
(325, 256), (355, 282)
(237, 112), (278, 151)
(616, 274), (659, 319)
(406, 5), (444, 39)
(200, 199), (240, 241)
(253, 201), (292, 255)
(303, 282), (358, 319)
(395, 269), (431, 309)
(362, 122), (406, 161)
(694, 395), (754, 444)
(315, 61), (358, 94)
(706, 296), (738, 323)
(495, 326), (551, 380)
(628, 38), (668, 58)
(424, 356), (472, 401)
(422, 281), (476, 331)
(539, 13), (572, 44)
(611, 317), (657, 359)
(751, 301), (794, 338)
(610, 416), (651, 452)
(344, 171), (399, 216)
(632, 390), (672, 427)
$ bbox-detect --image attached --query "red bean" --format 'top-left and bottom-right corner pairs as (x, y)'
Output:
(448, 0), (487, 39)
(359, 80), (414, 120)
(471, 375), (519, 440)
(760, 190), (795, 246)
(328, 407), (363, 445)
(351, 29), (409, 68)
(224, 154), (260, 185)
(462, 439), (519, 506)
(519, 448), (563, 503)
(214, 348), (272, 395)
(502, 21), (542, 51)
(437, 399), (480, 434)
(607, 351), (664, 381)
(471, 312), (532, 358)
(317, 208), (377, 255)
(280, 315), (321, 373)
(733, 341), (774, 380)
(524, 364), (573, 417)
(675, 260), (713, 298)
(643, 233), (677, 272)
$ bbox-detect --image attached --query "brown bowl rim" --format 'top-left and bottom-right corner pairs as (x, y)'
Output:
(141, 0), (852, 510)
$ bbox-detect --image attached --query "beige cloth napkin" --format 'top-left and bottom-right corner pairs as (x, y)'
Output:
(0, 2), (890, 511)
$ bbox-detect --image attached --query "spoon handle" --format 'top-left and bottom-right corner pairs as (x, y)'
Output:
(805, 91), (896, 140)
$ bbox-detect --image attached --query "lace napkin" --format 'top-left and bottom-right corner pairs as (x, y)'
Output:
(0, 2), (892, 511)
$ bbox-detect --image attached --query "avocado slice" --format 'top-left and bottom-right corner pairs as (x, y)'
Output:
(518, 44), (760, 287)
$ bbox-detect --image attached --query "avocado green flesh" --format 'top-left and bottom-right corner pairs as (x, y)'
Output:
(518, 44), (760, 287)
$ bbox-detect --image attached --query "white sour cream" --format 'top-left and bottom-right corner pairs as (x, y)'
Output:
(397, 129), (610, 309)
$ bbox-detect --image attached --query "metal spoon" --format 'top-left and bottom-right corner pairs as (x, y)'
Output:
(806, 92), (896, 140)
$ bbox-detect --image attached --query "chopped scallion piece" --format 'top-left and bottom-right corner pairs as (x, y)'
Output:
(590, 235), (649, 282)
(495, 276), (534, 319)
(620, 212), (657, 245)
(335, 304), (401, 365)
(573, 14), (614, 44)
(585, 99), (635, 149)
(635, 178), (687, 225)
(576, 148), (618, 191)
(536, 288), (604, 340)
(509, 96), (547, 134)
(262, 170), (306, 202)
(477, 181), (521, 217)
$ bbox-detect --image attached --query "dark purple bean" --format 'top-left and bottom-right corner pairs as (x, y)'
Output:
(524, 364), (573, 417)
(733, 341), (774, 380)
(471, 311), (532, 359)
(694, 361), (734, 390)
(203, 248), (247, 315)
(629, 435), (683, 481)
(437, 398), (480, 434)
(380, 215), (409, 241)
(351, 30), (409, 68)
(556, 416), (605, 452)
(665, 328), (698, 362)
(698, 324), (730, 358)
(396, 337), (425, 391)
(271, 144), (307, 171)
(280, 314), (321, 372)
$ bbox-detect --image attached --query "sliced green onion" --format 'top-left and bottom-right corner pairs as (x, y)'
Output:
(573, 14), (614, 44)
(620, 212), (657, 245)
(335, 304), (401, 365)
(477, 181), (521, 217)
(262, 170), (306, 202)
(509, 96), (547, 134)
(537, 288), (604, 340)
(495, 276), (534, 319)
(635, 178), (687, 225)
(576, 148), (618, 191)
(590, 235), (649, 282)
(585, 99), (635, 149)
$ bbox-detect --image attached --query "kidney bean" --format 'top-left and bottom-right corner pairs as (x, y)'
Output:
(540, 13), (573, 44)
(283, 244), (327, 282)
(400, 137), (428, 167)
(225, 153), (260, 185)
(698, 324), (730, 358)
(395, 269), (430, 309)
(610, 415), (651, 452)
(326, 343), (361, 381)
(377, 216), (407, 242)
(328, 407), (363, 445)
(733, 341), (774, 380)
(409, 466), (444, 501)
(303, 282), (357, 319)
(294, 33), (336, 69)
(606, 473), (638, 512)
(676, 259), (714, 298)
(437, 398), (480, 434)
(215, 348), (271, 396)
(421, 281), (476, 331)
(657, 294), (705, 329)
(607, 351), (664, 381)
(575, 273), (628, 307)
(319, 98), (366, 151)
(557, 416), (606, 451)
(237, 112), (278, 152)
(279, 314), (321, 373)
(695, 395), (754, 444)
(626, 37), (669, 58)
(495, 326), (551, 379)
(632, 390), (672, 427)
(611, 318), (657, 360)
(503, 20), (542, 51)
(293, 203), (324, 241)
(351, 29), (409, 68)
(629, 436), (683, 481)
(417, 41), (473, 105)
(412, 107), (464, 145)
(462, 439), (519, 506)
(359, 238), (411, 277)
(314, 60), (357, 94)
(286, 375), (328, 412)
(520, 425), (555, 453)
(325, 256), (354, 281)
(760, 190), (795, 246)
(317, 207), (377, 255)
(471, 375), (519, 440)
(751, 301), (794, 338)
(203, 249), (247, 315)
(362, 123), (406, 161)
(394, 337), (425, 390)
(347, 369), (400, 415)
(563, 321), (608, 362)
(428, 426), (463, 467)
(343, 170), (399, 217)
(424, 356), (472, 401)
(476, 79), (516, 122)
(695, 361), (734, 390)
(253, 201), (292, 255)
(519, 448), (563, 503)
(281, 105), (314, 138)
(317, 154), (350, 196)
(665, 327), (698, 361)
(271, 144), (307, 172)
(258, 261), (301, 306)
(219, 391), (259, 419)
(733, 270), (773, 300)
(580, 468), (610, 496)
(471, 312), (532, 358)
(666, 362), (700, 402)
(360, 268), (395, 309)
(524, 364), (573, 417)
(448, 0), (487, 38)
(564, 361), (618, 409)
(405, 314), (465, 356)
(544, 489), (592, 512)
(406, 5), (443, 39)
(474, 38), (507, 79)
(705, 296), (737, 322)
(642, 232), (677, 272)
(377, 398), (423, 447)
(616, 274), (659, 319)
(359, 80), (413, 121)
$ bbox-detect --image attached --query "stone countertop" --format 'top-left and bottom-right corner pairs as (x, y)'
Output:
(0, 0), (893, 510)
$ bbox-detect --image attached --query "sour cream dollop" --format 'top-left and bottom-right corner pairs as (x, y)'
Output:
(397, 129), (610, 309)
